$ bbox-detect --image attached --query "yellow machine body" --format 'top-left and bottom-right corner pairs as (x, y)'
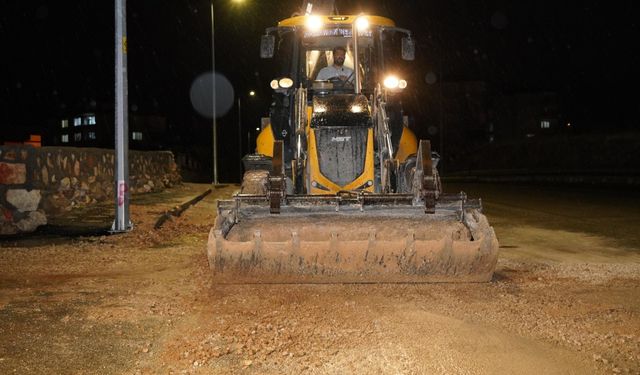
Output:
(208, 11), (499, 284)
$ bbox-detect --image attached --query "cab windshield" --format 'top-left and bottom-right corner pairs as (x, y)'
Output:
(301, 28), (376, 93)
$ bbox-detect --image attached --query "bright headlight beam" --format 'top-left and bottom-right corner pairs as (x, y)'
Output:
(306, 15), (323, 31)
(384, 76), (400, 89)
(270, 79), (279, 89)
(355, 17), (369, 31)
(350, 104), (363, 113)
(279, 78), (293, 88)
(398, 80), (408, 89)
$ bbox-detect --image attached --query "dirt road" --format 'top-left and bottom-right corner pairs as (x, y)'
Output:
(1, 183), (638, 374)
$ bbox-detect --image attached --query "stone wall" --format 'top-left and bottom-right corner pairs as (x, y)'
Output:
(0, 146), (181, 235)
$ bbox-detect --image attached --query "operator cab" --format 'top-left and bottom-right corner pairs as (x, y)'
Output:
(258, 14), (416, 176)
(263, 15), (414, 100)
(304, 35), (372, 95)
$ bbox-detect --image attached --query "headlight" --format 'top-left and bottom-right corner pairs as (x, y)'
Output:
(384, 75), (407, 90)
(271, 77), (293, 90)
(314, 104), (327, 113)
(279, 77), (293, 88)
(350, 104), (363, 113)
(306, 15), (323, 31)
(355, 17), (369, 31)
(384, 76), (400, 89)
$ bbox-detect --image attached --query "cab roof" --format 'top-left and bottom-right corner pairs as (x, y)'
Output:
(278, 15), (396, 28)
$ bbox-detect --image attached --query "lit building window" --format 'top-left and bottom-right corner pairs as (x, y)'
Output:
(132, 131), (143, 141)
(61, 119), (69, 128)
(82, 115), (97, 125)
(74, 133), (82, 141)
(540, 120), (551, 129)
(74, 117), (82, 126)
(88, 132), (96, 140)
(61, 134), (69, 143)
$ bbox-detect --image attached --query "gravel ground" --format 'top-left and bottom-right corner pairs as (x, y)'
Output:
(0, 183), (639, 374)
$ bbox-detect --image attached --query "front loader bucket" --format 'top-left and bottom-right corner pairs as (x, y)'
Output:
(207, 194), (499, 283)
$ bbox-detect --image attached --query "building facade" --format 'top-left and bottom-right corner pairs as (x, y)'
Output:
(49, 112), (167, 151)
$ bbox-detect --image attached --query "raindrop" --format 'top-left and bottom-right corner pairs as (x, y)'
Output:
(90, 100), (97, 108)
(131, 104), (139, 112)
(16, 82), (22, 89)
(424, 72), (438, 85)
(491, 12), (508, 30)
(190, 72), (235, 119)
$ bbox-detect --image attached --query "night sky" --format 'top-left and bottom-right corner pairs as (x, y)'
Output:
(1, 1), (638, 177)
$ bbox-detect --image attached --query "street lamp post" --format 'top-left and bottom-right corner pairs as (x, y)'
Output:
(211, 0), (246, 185)
(210, 0), (218, 185)
(439, 75), (444, 175)
(112, 0), (132, 233)
(237, 95), (242, 177)
(237, 90), (256, 180)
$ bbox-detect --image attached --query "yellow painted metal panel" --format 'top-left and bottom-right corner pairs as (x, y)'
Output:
(255, 124), (275, 157)
(279, 15), (395, 28)
(395, 127), (418, 162)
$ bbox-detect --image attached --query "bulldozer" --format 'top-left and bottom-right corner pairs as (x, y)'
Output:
(207, 6), (499, 283)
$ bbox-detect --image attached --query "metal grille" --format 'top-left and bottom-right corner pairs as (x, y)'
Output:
(316, 127), (368, 187)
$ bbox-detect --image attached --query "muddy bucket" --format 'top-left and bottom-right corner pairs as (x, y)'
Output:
(207, 201), (498, 283)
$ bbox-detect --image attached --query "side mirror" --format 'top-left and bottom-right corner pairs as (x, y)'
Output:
(260, 34), (275, 59)
(401, 36), (415, 61)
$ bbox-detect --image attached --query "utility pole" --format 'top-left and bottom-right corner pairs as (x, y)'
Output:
(237, 96), (242, 180)
(247, 131), (251, 155)
(211, 0), (219, 185)
(439, 64), (445, 175)
(112, 0), (132, 233)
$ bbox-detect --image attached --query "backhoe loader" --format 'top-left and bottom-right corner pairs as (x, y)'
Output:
(207, 10), (498, 283)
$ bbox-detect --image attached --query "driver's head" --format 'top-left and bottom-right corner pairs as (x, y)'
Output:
(332, 46), (346, 67)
